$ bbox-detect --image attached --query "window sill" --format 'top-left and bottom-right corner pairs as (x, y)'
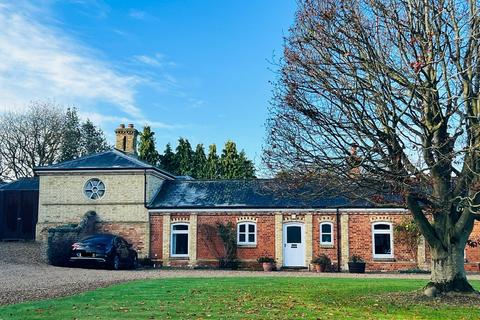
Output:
(237, 244), (257, 248)
(320, 244), (334, 248)
(170, 256), (190, 260)
(372, 257), (395, 262)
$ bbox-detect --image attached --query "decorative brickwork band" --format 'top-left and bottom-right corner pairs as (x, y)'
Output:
(283, 214), (305, 222)
(189, 214), (197, 265)
(417, 235), (428, 270)
(275, 213), (283, 267)
(370, 216), (394, 222)
(305, 214), (313, 268)
(236, 216), (258, 223)
(340, 213), (349, 271)
(162, 214), (171, 266)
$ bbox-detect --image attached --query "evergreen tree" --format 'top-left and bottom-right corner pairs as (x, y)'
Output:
(220, 141), (240, 179)
(59, 107), (81, 162)
(138, 126), (159, 165)
(204, 144), (220, 179)
(237, 150), (256, 178)
(175, 138), (194, 176)
(79, 119), (110, 156)
(192, 144), (207, 178)
(159, 143), (177, 174)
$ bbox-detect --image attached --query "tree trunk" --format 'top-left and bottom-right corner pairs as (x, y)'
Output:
(426, 244), (475, 293)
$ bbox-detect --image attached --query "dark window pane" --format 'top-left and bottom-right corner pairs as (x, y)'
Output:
(374, 234), (391, 255)
(173, 225), (188, 231)
(248, 234), (255, 243)
(239, 234), (246, 242)
(374, 224), (390, 230)
(239, 224), (246, 232)
(248, 224), (255, 233)
(287, 226), (302, 243)
(321, 224), (332, 233)
(321, 234), (332, 243)
(173, 233), (188, 255)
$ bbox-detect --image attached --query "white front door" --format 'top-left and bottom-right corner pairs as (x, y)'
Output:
(283, 223), (306, 267)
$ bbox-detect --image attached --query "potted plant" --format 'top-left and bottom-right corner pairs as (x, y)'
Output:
(257, 256), (276, 272)
(348, 254), (366, 273)
(311, 254), (331, 272)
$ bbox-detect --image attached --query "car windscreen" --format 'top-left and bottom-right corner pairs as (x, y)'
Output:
(80, 235), (114, 245)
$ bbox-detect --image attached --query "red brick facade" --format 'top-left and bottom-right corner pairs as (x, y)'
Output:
(147, 210), (480, 272)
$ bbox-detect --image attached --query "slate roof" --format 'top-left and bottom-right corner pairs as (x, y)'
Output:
(148, 179), (399, 209)
(0, 177), (39, 191)
(34, 149), (176, 178)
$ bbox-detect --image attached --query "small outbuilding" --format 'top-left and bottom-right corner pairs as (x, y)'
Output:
(0, 178), (39, 240)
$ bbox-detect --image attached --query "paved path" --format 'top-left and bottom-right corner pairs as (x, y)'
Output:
(0, 242), (479, 306)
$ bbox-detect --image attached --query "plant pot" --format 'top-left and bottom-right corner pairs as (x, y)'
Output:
(262, 262), (274, 272)
(348, 262), (366, 273)
(314, 264), (327, 272)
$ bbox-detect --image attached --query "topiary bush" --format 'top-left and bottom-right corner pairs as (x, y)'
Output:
(46, 211), (97, 267)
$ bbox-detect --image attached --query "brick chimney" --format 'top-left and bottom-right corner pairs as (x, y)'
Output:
(115, 123), (138, 155)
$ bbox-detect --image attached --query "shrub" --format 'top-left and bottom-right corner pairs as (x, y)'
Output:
(46, 212), (97, 267)
(349, 254), (364, 263)
(216, 222), (239, 269)
(311, 254), (331, 266)
(257, 256), (275, 263)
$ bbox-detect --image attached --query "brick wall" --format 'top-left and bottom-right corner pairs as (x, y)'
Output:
(146, 211), (480, 272)
(196, 214), (276, 266)
(97, 222), (149, 257)
(149, 215), (163, 261)
(348, 213), (417, 271)
(312, 215), (339, 268)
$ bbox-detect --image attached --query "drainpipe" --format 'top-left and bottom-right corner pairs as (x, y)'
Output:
(143, 169), (148, 208)
(336, 208), (341, 272)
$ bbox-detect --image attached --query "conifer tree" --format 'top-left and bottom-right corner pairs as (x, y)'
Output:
(79, 119), (110, 156)
(59, 107), (81, 162)
(220, 141), (240, 179)
(192, 144), (207, 178)
(237, 150), (256, 179)
(138, 126), (159, 165)
(204, 144), (220, 179)
(159, 143), (177, 174)
(175, 138), (194, 176)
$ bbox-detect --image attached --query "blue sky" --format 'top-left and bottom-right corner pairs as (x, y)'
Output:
(0, 1), (296, 169)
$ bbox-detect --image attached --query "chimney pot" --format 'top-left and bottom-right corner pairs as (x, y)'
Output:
(119, 123), (125, 129)
(128, 123), (134, 128)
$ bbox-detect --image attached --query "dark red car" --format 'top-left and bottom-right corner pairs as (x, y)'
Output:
(70, 234), (138, 270)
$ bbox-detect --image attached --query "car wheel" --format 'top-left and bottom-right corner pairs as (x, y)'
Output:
(112, 254), (121, 270)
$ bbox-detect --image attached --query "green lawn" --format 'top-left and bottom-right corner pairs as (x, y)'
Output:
(1, 277), (479, 320)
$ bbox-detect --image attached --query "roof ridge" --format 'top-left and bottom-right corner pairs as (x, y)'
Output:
(34, 149), (113, 169)
(172, 178), (271, 183)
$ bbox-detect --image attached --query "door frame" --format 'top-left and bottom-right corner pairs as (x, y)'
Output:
(282, 222), (306, 267)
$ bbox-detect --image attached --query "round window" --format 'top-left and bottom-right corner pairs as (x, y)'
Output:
(84, 178), (105, 200)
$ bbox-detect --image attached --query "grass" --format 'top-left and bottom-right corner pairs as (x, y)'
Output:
(1, 277), (480, 319)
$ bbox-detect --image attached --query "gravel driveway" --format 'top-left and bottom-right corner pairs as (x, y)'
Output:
(0, 242), (470, 306)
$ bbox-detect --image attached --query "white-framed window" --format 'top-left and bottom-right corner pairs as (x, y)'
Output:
(84, 178), (105, 200)
(237, 222), (256, 245)
(372, 222), (394, 259)
(171, 223), (189, 257)
(320, 222), (334, 246)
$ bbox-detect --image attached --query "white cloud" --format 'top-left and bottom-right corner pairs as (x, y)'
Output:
(0, 2), (142, 117)
(129, 9), (147, 20)
(133, 53), (177, 68)
(79, 111), (184, 130)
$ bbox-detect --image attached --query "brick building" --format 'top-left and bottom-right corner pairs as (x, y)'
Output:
(33, 124), (480, 272)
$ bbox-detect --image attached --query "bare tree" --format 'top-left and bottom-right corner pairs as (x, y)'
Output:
(0, 102), (65, 180)
(264, 0), (480, 293)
